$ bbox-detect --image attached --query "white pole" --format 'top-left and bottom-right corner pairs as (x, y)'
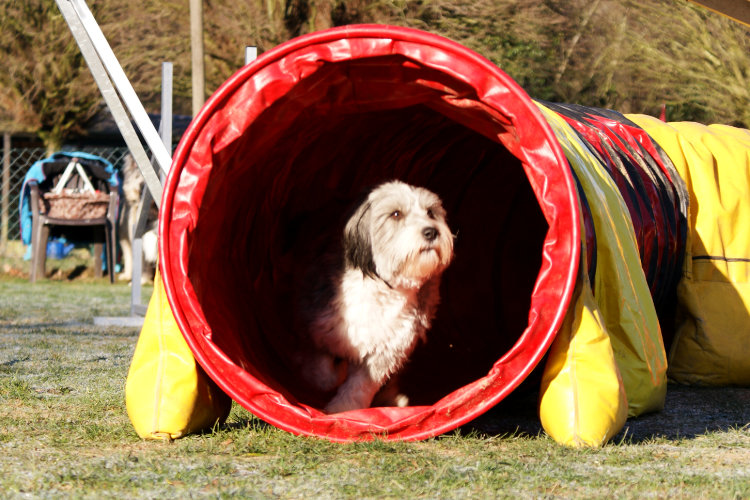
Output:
(160, 62), (174, 161)
(245, 46), (258, 65)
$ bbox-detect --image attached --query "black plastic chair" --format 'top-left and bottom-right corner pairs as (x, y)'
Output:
(28, 158), (118, 283)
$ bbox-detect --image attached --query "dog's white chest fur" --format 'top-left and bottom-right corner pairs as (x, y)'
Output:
(336, 268), (430, 375)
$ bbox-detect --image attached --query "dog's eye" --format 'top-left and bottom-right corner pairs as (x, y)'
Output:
(390, 210), (401, 219)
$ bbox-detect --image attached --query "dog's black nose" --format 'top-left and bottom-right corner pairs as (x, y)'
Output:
(422, 227), (438, 241)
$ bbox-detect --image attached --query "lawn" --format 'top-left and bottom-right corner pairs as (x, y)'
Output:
(0, 272), (748, 498)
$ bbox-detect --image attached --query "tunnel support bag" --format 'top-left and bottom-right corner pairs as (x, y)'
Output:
(125, 271), (231, 440)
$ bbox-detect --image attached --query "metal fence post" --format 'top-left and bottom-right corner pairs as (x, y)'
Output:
(131, 62), (173, 316)
(1, 132), (10, 254)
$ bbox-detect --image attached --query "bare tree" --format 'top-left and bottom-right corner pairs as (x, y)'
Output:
(97, 0), (192, 115)
(0, 0), (747, 153)
(376, 0), (749, 125)
(623, 0), (750, 125)
(0, 0), (103, 151)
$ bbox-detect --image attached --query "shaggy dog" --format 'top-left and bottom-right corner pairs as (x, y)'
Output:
(306, 181), (454, 413)
(117, 154), (158, 283)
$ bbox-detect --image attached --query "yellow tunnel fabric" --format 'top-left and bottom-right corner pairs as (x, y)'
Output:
(627, 115), (750, 386)
(537, 104), (667, 446)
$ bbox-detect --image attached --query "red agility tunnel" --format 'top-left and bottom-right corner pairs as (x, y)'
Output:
(160, 25), (582, 441)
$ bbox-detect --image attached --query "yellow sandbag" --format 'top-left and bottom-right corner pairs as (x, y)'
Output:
(539, 265), (628, 447)
(125, 270), (231, 440)
(627, 115), (750, 385)
(537, 104), (667, 446)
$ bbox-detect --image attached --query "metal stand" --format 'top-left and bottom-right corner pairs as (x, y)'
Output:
(130, 62), (172, 318)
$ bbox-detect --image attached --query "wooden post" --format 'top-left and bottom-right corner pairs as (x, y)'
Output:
(1, 132), (10, 255)
(190, 0), (205, 115)
(688, 0), (750, 27)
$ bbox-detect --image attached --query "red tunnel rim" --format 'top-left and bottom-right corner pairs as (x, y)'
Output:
(160, 24), (581, 441)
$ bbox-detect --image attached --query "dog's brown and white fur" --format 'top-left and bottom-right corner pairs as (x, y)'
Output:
(117, 154), (158, 284)
(306, 181), (454, 413)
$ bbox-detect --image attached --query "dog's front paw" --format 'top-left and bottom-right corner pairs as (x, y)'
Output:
(323, 367), (382, 413)
(305, 354), (348, 392)
(392, 393), (409, 407)
(324, 390), (369, 414)
(324, 397), (355, 414)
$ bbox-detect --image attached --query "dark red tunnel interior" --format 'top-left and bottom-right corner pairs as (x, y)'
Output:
(188, 103), (549, 408)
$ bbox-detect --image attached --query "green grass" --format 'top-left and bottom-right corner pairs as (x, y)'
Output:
(0, 275), (748, 498)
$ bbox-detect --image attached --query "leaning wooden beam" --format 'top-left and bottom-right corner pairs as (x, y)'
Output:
(55, 0), (166, 203)
(688, 0), (750, 27)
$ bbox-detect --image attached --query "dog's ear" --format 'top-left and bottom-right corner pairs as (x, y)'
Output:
(343, 200), (377, 276)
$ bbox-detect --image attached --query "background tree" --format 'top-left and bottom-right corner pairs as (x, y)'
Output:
(624, 0), (750, 125)
(96, 0), (192, 115)
(0, 0), (104, 151)
(374, 0), (749, 124)
(0, 0), (747, 151)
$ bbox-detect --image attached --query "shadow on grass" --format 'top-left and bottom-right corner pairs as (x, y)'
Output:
(616, 385), (750, 443)
(65, 265), (89, 280)
(0, 321), (88, 331)
(461, 388), (545, 439)
(223, 415), (276, 434)
(462, 384), (750, 444)
(215, 382), (750, 443)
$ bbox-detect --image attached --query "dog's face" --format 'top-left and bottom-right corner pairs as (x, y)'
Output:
(343, 181), (454, 289)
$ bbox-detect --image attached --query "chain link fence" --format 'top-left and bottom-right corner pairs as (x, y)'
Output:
(1, 146), (129, 252)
